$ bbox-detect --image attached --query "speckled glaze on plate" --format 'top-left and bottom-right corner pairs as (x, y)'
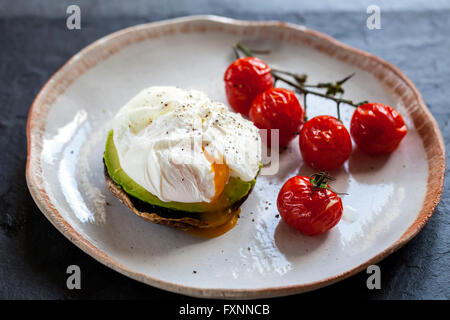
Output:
(26, 16), (445, 299)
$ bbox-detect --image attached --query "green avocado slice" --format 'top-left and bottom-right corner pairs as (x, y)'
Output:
(104, 130), (256, 213)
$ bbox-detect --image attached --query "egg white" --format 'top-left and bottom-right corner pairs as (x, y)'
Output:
(111, 86), (262, 203)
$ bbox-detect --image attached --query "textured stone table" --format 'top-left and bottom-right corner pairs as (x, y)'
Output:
(0, 0), (448, 299)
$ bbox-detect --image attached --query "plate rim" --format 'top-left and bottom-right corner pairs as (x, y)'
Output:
(25, 15), (446, 299)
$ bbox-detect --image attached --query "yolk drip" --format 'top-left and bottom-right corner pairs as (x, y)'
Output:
(186, 209), (240, 238)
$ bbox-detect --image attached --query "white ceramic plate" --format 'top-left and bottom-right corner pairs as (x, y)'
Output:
(26, 16), (445, 299)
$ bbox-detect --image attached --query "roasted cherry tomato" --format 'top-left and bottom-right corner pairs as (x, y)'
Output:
(277, 174), (343, 236)
(224, 57), (274, 115)
(350, 103), (407, 156)
(299, 115), (352, 171)
(249, 88), (305, 148)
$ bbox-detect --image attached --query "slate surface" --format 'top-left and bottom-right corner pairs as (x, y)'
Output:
(0, 6), (449, 300)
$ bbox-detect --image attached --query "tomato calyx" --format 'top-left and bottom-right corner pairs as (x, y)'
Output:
(310, 172), (347, 195)
(310, 171), (334, 192)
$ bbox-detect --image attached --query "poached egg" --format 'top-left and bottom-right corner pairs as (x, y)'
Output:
(111, 86), (262, 203)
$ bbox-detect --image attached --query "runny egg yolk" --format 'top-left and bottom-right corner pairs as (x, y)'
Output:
(211, 161), (229, 201)
(190, 148), (236, 238)
(203, 147), (229, 201)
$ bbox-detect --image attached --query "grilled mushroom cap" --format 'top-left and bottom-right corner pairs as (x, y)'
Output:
(104, 162), (253, 231)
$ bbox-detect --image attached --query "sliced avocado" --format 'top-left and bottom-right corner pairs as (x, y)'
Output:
(104, 130), (256, 213)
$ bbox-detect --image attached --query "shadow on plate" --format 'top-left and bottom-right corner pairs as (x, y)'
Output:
(347, 148), (391, 182)
(274, 220), (332, 259)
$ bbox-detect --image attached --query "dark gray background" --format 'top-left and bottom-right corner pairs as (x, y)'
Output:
(0, 0), (449, 300)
